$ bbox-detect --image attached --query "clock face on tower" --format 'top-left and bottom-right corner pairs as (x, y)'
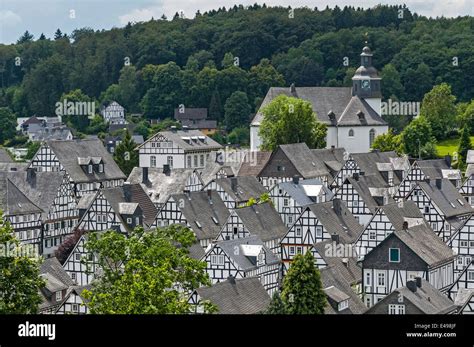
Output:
(361, 79), (371, 90)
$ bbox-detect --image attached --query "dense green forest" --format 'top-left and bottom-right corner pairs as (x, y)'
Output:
(0, 4), (473, 134)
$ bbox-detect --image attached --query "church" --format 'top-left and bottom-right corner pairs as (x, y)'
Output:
(250, 46), (388, 153)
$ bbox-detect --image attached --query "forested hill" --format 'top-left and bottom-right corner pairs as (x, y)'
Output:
(0, 4), (473, 124)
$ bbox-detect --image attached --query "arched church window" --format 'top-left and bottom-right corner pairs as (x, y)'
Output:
(369, 129), (376, 146)
(349, 129), (354, 137)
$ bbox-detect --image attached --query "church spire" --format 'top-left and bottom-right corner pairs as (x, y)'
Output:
(352, 45), (381, 99)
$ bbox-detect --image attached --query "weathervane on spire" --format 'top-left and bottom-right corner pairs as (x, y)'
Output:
(364, 32), (369, 45)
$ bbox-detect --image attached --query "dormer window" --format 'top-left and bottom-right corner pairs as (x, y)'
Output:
(99, 164), (104, 173)
(56, 291), (62, 302)
(88, 165), (93, 174)
(338, 299), (349, 311)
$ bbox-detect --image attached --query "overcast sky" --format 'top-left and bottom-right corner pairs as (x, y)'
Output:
(1, 0), (473, 44)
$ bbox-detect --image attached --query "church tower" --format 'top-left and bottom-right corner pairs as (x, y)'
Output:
(352, 46), (382, 115)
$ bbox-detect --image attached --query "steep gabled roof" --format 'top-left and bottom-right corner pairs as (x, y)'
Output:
(137, 130), (222, 151)
(0, 173), (43, 216)
(213, 176), (267, 204)
(45, 139), (126, 183)
(195, 277), (270, 314)
(337, 96), (386, 126)
(233, 202), (287, 242)
(277, 143), (330, 178)
(0, 148), (13, 163)
(378, 200), (425, 231)
(237, 151), (272, 177)
(278, 178), (333, 206)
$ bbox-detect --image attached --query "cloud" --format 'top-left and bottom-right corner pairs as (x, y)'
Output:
(0, 10), (22, 27)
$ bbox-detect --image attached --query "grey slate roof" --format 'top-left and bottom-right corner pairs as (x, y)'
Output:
(320, 265), (367, 314)
(29, 126), (72, 141)
(351, 151), (406, 185)
(393, 224), (455, 267)
(252, 86), (353, 125)
(233, 202), (287, 242)
(138, 130), (222, 152)
(195, 277), (270, 314)
(237, 151), (272, 177)
(181, 119), (217, 130)
(307, 200), (363, 243)
(416, 159), (458, 180)
(7, 170), (65, 219)
(127, 167), (199, 206)
(454, 288), (474, 308)
(279, 178), (333, 206)
(101, 183), (157, 227)
(39, 257), (75, 310)
(0, 162), (28, 172)
(378, 201), (426, 231)
(417, 179), (473, 218)
(311, 147), (346, 174)
(0, 148), (13, 163)
(46, 139), (126, 183)
(174, 108), (207, 121)
(171, 190), (230, 241)
(392, 280), (456, 314)
(216, 235), (280, 271)
(213, 176), (267, 204)
(345, 175), (395, 213)
(337, 96), (386, 126)
(196, 151), (243, 186)
(0, 173), (43, 215)
(278, 143), (331, 178)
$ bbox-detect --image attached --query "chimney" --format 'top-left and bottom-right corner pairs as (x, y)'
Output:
(407, 280), (417, 293)
(163, 164), (171, 176)
(435, 178), (442, 190)
(227, 275), (236, 285)
(327, 111), (336, 124)
(415, 277), (422, 288)
(230, 177), (238, 192)
(357, 110), (365, 121)
(424, 176), (430, 184)
(402, 221), (408, 231)
(26, 168), (37, 188)
(290, 83), (296, 94)
(342, 258), (349, 267)
(333, 198), (342, 216)
(444, 155), (452, 168)
(142, 167), (149, 184)
(353, 172), (359, 181)
(331, 233), (340, 245)
(207, 189), (213, 204)
(292, 175), (300, 185)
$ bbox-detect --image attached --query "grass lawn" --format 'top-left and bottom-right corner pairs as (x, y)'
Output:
(436, 136), (474, 158)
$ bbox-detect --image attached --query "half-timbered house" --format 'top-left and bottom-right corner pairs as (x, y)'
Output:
(354, 200), (426, 257)
(362, 224), (456, 307)
(39, 257), (74, 314)
(459, 164), (474, 207)
(203, 235), (280, 295)
(153, 190), (230, 249)
(280, 199), (363, 272)
(216, 202), (287, 255)
(62, 234), (98, 286)
(447, 213), (474, 275)
(188, 276), (271, 314)
(136, 129), (222, 169)
(366, 278), (457, 314)
(100, 101), (126, 124)
(203, 176), (267, 209)
(257, 143), (332, 189)
(454, 288), (474, 314)
(0, 172), (43, 253)
(334, 174), (395, 226)
(7, 168), (78, 256)
(269, 176), (333, 227)
(55, 285), (90, 315)
(29, 139), (126, 197)
(396, 158), (461, 199)
(447, 260), (474, 302)
(405, 178), (473, 241)
(127, 166), (203, 209)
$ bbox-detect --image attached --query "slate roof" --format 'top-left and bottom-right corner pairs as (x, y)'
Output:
(195, 277), (271, 314)
(0, 162), (28, 172)
(386, 279), (456, 314)
(29, 126), (72, 141)
(181, 119), (217, 130)
(278, 178), (333, 206)
(101, 183), (157, 227)
(454, 288), (474, 309)
(415, 159), (456, 179)
(0, 148), (13, 163)
(378, 201), (426, 231)
(174, 108), (207, 121)
(216, 235), (280, 271)
(213, 176), (267, 204)
(137, 130), (222, 152)
(351, 151), (407, 185)
(337, 96), (386, 126)
(197, 151), (243, 186)
(0, 173), (43, 216)
(7, 170), (66, 218)
(393, 224), (456, 268)
(320, 265), (367, 314)
(39, 257), (75, 310)
(45, 139), (126, 183)
(417, 179), (473, 218)
(170, 190), (230, 241)
(233, 202), (287, 242)
(310, 147), (346, 175)
(277, 143), (331, 178)
(237, 151), (272, 177)
(307, 200), (363, 243)
(344, 175), (394, 213)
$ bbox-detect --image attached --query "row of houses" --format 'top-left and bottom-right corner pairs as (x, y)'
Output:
(3, 132), (474, 314)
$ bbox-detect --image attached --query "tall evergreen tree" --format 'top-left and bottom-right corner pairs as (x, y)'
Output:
(113, 131), (139, 176)
(458, 125), (472, 171)
(54, 29), (63, 40)
(280, 251), (327, 314)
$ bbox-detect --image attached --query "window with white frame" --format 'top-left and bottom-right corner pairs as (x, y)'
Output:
(210, 254), (224, 266)
(283, 198), (289, 207)
(461, 241), (469, 247)
(365, 272), (371, 286)
(316, 226), (323, 238)
(369, 231), (376, 240)
(424, 205), (430, 213)
(296, 227), (302, 237)
(88, 165), (93, 174)
(377, 272), (385, 287)
(296, 246), (302, 254)
(150, 156), (156, 167)
(338, 300), (349, 311)
(72, 304), (79, 312)
(468, 271), (474, 281)
(289, 246), (295, 255)
(388, 304), (405, 314)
